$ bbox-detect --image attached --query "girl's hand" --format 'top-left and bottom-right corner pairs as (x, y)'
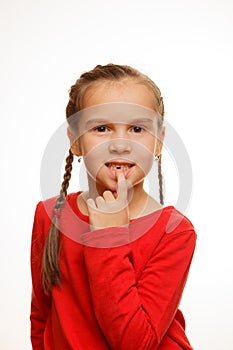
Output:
(86, 171), (130, 231)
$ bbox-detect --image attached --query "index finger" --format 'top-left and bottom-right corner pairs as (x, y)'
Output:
(116, 170), (128, 200)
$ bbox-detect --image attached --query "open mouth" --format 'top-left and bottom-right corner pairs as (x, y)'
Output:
(105, 162), (135, 178)
(105, 162), (134, 171)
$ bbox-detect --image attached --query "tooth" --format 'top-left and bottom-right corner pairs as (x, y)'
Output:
(108, 163), (131, 170)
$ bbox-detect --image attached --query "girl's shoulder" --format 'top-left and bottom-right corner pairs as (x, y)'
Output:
(131, 205), (194, 232)
(132, 194), (195, 236)
(129, 205), (195, 246)
(162, 205), (195, 234)
(33, 192), (82, 227)
(35, 192), (81, 213)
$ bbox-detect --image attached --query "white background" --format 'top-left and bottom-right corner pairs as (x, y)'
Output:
(0, 0), (233, 349)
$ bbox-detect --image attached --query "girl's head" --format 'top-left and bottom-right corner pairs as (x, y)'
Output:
(43, 64), (165, 292)
(67, 64), (165, 198)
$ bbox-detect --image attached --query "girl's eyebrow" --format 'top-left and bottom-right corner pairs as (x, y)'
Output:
(128, 118), (154, 125)
(84, 118), (154, 128)
(85, 119), (111, 128)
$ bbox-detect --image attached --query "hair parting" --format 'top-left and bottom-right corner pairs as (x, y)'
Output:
(42, 63), (165, 293)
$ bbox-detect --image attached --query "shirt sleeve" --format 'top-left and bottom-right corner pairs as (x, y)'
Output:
(30, 202), (51, 350)
(82, 225), (196, 350)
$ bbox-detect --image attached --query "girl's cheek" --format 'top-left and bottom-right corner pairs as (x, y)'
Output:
(82, 142), (108, 176)
(81, 136), (106, 154)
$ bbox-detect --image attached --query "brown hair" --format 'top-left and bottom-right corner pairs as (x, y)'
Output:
(43, 63), (165, 293)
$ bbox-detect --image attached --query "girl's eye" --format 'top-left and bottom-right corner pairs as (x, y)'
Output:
(94, 126), (109, 132)
(130, 125), (145, 133)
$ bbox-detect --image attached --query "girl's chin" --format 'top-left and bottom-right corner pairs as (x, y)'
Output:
(94, 179), (117, 194)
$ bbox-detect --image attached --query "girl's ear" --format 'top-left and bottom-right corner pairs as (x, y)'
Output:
(155, 126), (165, 156)
(67, 127), (81, 156)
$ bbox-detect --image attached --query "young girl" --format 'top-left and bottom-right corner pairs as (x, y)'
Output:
(30, 64), (196, 349)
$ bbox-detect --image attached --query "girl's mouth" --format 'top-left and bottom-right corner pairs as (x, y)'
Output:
(105, 162), (134, 177)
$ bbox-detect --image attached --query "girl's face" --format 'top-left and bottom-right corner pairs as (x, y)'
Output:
(70, 80), (164, 196)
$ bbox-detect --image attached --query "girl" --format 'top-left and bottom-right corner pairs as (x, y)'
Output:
(30, 64), (196, 349)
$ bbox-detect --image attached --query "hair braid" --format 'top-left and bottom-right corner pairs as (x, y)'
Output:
(158, 155), (164, 206)
(43, 150), (74, 293)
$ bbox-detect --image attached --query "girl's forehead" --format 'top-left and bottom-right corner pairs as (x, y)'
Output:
(82, 80), (156, 110)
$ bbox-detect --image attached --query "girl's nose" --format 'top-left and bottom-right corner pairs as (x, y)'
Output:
(108, 138), (132, 154)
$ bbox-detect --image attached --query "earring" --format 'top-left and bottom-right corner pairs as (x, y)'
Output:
(78, 157), (82, 163)
(154, 154), (160, 161)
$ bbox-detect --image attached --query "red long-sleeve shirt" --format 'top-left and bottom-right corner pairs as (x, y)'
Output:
(30, 192), (196, 349)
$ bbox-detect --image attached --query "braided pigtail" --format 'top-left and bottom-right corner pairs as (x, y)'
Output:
(157, 95), (164, 206)
(43, 150), (74, 293)
(157, 154), (164, 206)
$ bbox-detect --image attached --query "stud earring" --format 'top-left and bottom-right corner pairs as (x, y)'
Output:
(154, 154), (160, 161)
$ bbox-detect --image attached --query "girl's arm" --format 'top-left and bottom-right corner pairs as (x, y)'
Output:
(30, 202), (51, 350)
(82, 226), (196, 350)
(83, 171), (196, 349)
